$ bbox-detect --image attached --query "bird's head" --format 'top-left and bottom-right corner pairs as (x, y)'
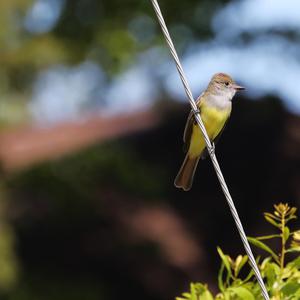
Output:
(207, 73), (245, 98)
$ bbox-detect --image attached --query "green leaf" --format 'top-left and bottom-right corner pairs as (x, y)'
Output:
(261, 257), (272, 269)
(288, 207), (297, 216)
(286, 247), (300, 253)
(185, 283), (214, 300)
(247, 237), (279, 263)
(264, 212), (281, 221)
(228, 286), (255, 300)
(217, 247), (232, 276)
(264, 215), (280, 228)
(287, 256), (300, 269)
(190, 283), (197, 300)
(256, 234), (281, 240)
(223, 291), (231, 300)
(281, 281), (300, 296)
(294, 288), (300, 298)
(286, 215), (297, 222)
(235, 255), (248, 277)
(218, 263), (225, 292)
(285, 247), (300, 253)
(242, 269), (254, 283)
(263, 262), (280, 286)
(283, 226), (290, 243)
(201, 290), (214, 300)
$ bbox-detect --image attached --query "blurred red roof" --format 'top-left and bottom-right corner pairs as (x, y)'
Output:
(0, 110), (160, 172)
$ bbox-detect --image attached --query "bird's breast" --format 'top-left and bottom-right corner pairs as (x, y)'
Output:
(201, 105), (231, 138)
(188, 105), (231, 158)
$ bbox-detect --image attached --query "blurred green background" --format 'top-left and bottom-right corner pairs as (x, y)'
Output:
(0, 0), (300, 299)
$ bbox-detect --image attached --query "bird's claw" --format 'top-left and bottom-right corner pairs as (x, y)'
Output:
(209, 142), (215, 156)
(193, 109), (201, 115)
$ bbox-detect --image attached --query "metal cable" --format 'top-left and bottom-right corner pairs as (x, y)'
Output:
(150, 1), (270, 299)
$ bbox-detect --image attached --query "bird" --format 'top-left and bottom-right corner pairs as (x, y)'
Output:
(174, 73), (245, 191)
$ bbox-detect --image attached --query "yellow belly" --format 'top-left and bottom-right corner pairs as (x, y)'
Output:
(189, 106), (231, 158)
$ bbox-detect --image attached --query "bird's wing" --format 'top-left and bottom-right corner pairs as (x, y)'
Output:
(183, 93), (203, 152)
(182, 110), (194, 153)
(200, 116), (230, 159)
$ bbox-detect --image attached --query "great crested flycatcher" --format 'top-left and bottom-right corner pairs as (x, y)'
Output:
(174, 73), (244, 191)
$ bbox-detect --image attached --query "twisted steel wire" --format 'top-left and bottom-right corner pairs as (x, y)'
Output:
(150, 1), (270, 299)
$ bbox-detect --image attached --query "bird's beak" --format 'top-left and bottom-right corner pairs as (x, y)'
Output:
(232, 84), (245, 91)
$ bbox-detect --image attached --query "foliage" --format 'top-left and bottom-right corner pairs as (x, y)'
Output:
(176, 203), (300, 300)
(0, 184), (18, 292)
(0, 0), (225, 126)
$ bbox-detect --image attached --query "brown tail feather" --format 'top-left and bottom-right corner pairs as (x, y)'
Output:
(174, 154), (200, 191)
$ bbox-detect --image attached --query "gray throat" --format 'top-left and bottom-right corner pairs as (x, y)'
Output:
(205, 91), (234, 110)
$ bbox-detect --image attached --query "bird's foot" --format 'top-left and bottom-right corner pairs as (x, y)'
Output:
(209, 142), (215, 156)
(193, 109), (201, 115)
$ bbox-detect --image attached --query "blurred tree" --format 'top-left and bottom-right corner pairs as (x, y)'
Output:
(0, 184), (18, 292)
(1, 1), (299, 300)
(0, 0), (224, 126)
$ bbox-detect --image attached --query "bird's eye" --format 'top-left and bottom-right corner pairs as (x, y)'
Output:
(225, 82), (229, 86)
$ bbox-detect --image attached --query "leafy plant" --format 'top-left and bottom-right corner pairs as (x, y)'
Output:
(176, 203), (300, 300)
